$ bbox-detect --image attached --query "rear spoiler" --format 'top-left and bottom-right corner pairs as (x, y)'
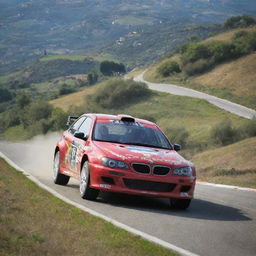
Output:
(66, 116), (78, 126)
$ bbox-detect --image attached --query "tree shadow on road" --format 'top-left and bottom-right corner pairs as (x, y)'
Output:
(97, 192), (251, 221)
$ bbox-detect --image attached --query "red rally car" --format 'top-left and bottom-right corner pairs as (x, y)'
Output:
(53, 113), (196, 209)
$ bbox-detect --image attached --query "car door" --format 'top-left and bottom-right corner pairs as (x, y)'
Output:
(69, 116), (93, 175)
(64, 116), (86, 175)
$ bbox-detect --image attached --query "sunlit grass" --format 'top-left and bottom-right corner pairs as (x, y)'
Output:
(0, 158), (178, 256)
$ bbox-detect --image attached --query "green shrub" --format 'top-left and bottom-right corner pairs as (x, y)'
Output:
(224, 15), (256, 29)
(100, 61), (126, 76)
(59, 84), (75, 95)
(0, 88), (13, 103)
(211, 120), (240, 146)
(238, 119), (256, 138)
(183, 58), (214, 76)
(207, 41), (238, 63)
(90, 79), (152, 109)
(181, 43), (211, 64)
(157, 61), (181, 77)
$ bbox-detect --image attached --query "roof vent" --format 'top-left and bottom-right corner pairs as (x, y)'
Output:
(118, 114), (135, 122)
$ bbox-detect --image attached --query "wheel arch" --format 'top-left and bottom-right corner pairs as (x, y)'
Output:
(80, 154), (89, 173)
(54, 146), (59, 155)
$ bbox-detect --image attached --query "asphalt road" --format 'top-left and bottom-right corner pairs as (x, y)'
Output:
(134, 71), (256, 119)
(1, 135), (256, 256)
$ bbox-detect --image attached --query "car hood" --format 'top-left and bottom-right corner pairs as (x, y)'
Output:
(93, 141), (192, 167)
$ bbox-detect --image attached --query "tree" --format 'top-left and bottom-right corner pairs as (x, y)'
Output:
(157, 61), (181, 77)
(87, 73), (98, 85)
(0, 88), (12, 103)
(224, 15), (256, 29)
(16, 94), (30, 108)
(100, 61), (126, 76)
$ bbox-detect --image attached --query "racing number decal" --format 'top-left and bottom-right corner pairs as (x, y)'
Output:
(70, 141), (78, 170)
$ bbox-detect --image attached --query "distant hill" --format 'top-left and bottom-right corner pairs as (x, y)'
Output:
(1, 0), (256, 74)
(1, 55), (98, 86)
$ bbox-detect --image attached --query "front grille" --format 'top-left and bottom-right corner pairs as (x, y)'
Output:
(180, 186), (191, 192)
(153, 166), (170, 175)
(132, 163), (150, 174)
(123, 178), (176, 192)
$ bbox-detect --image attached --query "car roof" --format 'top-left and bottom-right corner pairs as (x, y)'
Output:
(83, 113), (156, 126)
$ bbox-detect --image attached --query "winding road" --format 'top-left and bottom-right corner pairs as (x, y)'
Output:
(0, 134), (256, 256)
(134, 71), (256, 119)
(1, 73), (256, 255)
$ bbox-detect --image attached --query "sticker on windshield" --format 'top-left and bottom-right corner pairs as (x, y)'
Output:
(110, 120), (144, 127)
(127, 146), (158, 154)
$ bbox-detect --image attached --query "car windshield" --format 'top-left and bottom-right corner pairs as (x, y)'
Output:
(93, 121), (172, 150)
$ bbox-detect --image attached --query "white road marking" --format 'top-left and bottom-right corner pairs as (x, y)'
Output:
(0, 152), (198, 256)
(197, 181), (256, 193)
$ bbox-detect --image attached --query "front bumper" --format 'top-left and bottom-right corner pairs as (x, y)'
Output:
(89, 163), (196, 199)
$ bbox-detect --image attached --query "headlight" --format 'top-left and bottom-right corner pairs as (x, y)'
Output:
(173, 166), (192, 177)
(102, 157), (128, 169)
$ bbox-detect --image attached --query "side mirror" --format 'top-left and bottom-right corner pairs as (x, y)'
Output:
(74, 132), (87, 140)
(173, 144), (181, 151)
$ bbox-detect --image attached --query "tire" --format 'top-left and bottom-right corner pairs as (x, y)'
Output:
(80, 161), (99, 200)
(53, 151), (70, 185)
(170, 198), (191, 210)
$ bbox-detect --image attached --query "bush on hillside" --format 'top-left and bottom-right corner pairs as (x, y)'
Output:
(59, 84), (76, 96)
(179, 30), (256, 76)
(182, 58), (214, 76)
(181, 43), (211, 64)
(0, 88), (13, 103)
(90, 79), (152, 109)
(100, 61), (126, 76)
(224, 15), (256, 29)
(157, 61), (181, 77)
(211, 120), (240, 146)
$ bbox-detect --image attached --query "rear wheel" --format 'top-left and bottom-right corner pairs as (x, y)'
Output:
(53, 151), (70, 185)
(170, 198), (191, 210)
(80, 161), (99, 200)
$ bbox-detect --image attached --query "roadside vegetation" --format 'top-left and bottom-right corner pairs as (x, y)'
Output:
(52, 79), (255, 156)
(192, 137), (256, 188)
(0, 158), (177, 256)
(144, 16), (256, 109)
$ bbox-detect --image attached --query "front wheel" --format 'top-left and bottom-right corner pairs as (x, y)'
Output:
(170, 198), (191, 210)
(53, 151), (70, 185)
(80, 161), (99, 200)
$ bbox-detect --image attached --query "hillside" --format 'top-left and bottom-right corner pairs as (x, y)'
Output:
(192, 137), (256, 188)
(143, 26), (256, 109)
(50, 79), (250, 152)
(1, 0), (256, 74)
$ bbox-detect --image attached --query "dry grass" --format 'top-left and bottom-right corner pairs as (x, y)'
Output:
(144, 27), (256, 109)
(192, 53), (256, 99)
(192, 137), (256, 188)
(0, 158), (178, 256)
(50, 83), (101, 111)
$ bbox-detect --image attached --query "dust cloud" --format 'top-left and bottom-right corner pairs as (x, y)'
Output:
(0, 132), (62, 180)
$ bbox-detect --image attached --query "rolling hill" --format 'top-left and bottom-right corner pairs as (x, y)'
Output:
(143, 26), (256, 109)
(1, 0), (256, 74)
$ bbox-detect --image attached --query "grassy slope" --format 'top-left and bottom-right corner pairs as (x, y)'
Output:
(192, 137), (256, 188)
(143, 26), (256, 109)
(0, 158), (177, 256)
(50, 81), (248, 153)
(50, 83), (101, 111)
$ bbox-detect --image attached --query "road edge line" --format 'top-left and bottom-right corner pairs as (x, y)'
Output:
(0, 152), (199, 256)
(197, 181), (256, 192)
